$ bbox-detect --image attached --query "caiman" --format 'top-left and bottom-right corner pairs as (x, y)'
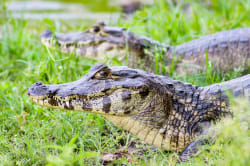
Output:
(41, 23), (250, 74)
(27, 63), (250, 161)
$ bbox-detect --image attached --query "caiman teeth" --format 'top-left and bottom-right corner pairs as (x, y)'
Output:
(28, 87), (145, 109)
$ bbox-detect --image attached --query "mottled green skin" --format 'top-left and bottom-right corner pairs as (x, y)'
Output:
(27, 63), (250, 161)
(41, 23), (250, 74)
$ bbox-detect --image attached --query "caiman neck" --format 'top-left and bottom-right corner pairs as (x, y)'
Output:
(103, 77), (232, 152)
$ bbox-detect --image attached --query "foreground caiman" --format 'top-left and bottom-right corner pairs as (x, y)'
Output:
(41, 23), (250, 74)
(27, 63), (250, 161)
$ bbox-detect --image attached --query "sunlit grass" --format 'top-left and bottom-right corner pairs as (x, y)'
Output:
(0, 0), (249, 165)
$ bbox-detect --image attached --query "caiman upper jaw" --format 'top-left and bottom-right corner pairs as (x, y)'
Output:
(27, 81), (48, 98)
(27, 63), (148, 99)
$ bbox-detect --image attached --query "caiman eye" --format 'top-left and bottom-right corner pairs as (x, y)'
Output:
(94, 69), (111, 79)
(99, 70), (109, 77)
(90, 22), (105, 34)
(93, 26), (100, 33)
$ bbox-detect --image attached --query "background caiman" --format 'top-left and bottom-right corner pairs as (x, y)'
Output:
(27, 63), (250, 161)
(41, 23), (250, 74)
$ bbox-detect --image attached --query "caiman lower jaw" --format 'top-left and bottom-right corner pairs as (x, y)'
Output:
(41, 38), (54, 48)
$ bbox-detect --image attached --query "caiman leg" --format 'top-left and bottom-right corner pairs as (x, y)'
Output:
(179, 122), (213, 162)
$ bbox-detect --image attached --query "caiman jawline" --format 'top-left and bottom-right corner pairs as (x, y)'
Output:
(27, 86), (147, 115)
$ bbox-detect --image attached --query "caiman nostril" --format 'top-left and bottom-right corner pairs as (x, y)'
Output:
(167, 83), (174, 88)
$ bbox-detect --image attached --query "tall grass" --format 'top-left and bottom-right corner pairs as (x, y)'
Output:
(0, 0), (249, 165)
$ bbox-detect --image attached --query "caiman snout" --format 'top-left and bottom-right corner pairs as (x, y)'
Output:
(27, 81), (48, 97)
(40, 30), (53, 39)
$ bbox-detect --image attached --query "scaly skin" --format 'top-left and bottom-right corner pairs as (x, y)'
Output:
(27, 63), (250, 161)
(41, 23), (250, 74)
(174, 28), (250, 73)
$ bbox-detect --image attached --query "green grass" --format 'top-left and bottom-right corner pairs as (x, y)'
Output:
(0, 0), (249, 165)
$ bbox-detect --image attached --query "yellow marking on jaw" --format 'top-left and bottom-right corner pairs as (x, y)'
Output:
(78, 41), (92, 46)
(99, 30), (113, 37)
(111, 75), (123, 79)
(86, 92), (106, 100)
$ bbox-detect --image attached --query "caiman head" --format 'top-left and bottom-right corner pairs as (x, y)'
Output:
(41, 23), (126, 61)
(27, 63), (172, 117)
(40, 23), (168, 71)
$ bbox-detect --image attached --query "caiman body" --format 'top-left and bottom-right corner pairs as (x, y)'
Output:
(27, 63), (250, 161)
(41, 23), (250, 74)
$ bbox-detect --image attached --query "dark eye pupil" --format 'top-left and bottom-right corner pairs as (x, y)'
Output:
(93, 26), (100, 32)
(100, 71), (108, 77)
